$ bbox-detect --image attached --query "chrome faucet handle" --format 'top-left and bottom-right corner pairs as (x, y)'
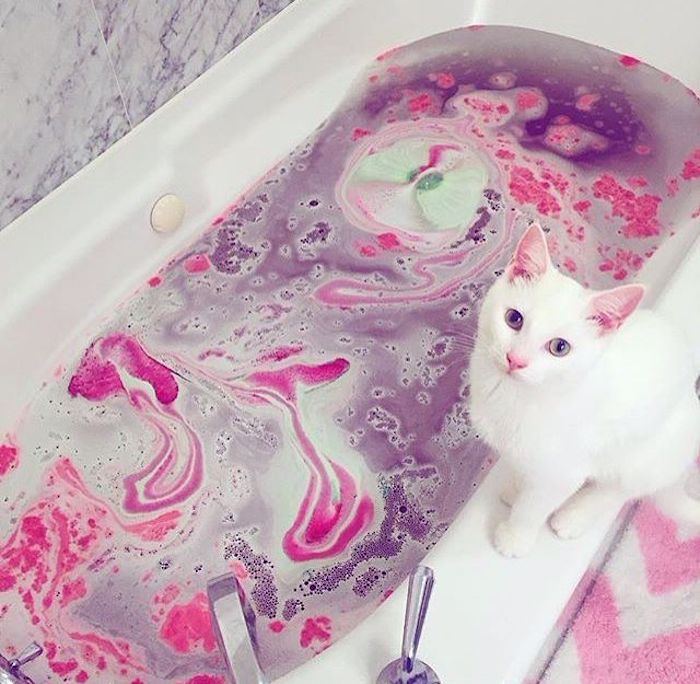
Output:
(377, 565), (441, 684)
(8, 643), (43, 672)
(401, 565), (434, 674)
(0, 642), (43, 684)
(207, 573), (268, 684)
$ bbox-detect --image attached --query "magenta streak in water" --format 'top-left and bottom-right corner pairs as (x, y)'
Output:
(69, 334), (178, 405)
(248, 358), (350, 402)
(173, 355), (374, 561)
(417, 143), (460, 174)
(246, 361), (374, 561)
(54, 458), (181, 541)
(121, 390), (203, 514)
(69, 335), (202, 513)
(248, 361), (375, 561)
(314, 212), (516, 307)
(256, 344), (304, 364)
(257, 389), (374, 561)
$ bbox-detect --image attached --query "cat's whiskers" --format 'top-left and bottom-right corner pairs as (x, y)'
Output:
(441, 330), (477, 352)
(451, 340), (476, 353)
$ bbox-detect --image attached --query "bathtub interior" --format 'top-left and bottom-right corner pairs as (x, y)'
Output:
(1, 2), (700, 684)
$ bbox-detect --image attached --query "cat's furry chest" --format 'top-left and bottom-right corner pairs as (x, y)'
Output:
(472, 375), (590, 460)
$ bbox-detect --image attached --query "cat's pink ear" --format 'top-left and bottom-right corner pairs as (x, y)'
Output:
(587, 284), (645, 334)
(507, 223), (550, 282)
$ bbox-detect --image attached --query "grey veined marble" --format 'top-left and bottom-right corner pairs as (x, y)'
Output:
(92, 0), (296, 124)
(0, 0), (294, 232)
(0, 0), (130, 230)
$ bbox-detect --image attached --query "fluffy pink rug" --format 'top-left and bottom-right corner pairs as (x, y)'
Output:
(527, 500), (700, 684)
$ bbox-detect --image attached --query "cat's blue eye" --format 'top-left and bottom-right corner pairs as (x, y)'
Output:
(505, 308), (523, 331)
(548, 338), (571, 357)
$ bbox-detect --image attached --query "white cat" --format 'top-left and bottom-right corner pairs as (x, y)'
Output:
(468, 222), (700, 557)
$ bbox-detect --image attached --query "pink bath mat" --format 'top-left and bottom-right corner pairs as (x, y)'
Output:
(527, 494), (700, 683)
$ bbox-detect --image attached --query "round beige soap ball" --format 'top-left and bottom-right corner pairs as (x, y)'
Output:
(150, 194), (186, 233)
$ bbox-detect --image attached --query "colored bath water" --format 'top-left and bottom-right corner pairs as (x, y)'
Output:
(1, 26), (698, 683)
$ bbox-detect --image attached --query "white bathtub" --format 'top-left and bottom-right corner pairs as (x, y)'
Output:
(1, 0), (699, 682)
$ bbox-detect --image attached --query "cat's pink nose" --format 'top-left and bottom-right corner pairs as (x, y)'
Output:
(506, 352), (528, 371)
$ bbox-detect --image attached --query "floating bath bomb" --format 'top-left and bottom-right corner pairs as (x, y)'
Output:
(414, 166), (487, 228)
(339, 133), (489, 251)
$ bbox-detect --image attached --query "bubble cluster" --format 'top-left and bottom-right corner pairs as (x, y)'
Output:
(223, 535), (279, 619)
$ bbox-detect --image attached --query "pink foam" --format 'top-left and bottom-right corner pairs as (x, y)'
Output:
(0, 443), (18, 478)
(436, 72), (456, 88)
(408, 93), (435, 113)
(69, 334), (179, 405)
(575, 92), (601, 111)
(592, 174), (662, 238)
(315, 213), (516, 307)
(351, 127), (371, 141)
(543, 122), (609, 157)
(300, 616), (332, 649)
(619, 54), (641, 67)
(159, 593), (216, 654)
(681, 148), (700, 180)
(359, 244), (378, 256)
(279, 400), (375, 561)
(269, 620), (286, 633)
(0, 459), (151, 679)
(419, 143), (460, 173)
(509, 166), (561, 215)
(184, 253), (211, 273)
(377, 232), (402, 250)
(516, 89), (543, 111)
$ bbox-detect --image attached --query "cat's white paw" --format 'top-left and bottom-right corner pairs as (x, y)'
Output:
(499, 481), (519, 507)
(493, 521), (536, 558)
(550, 504), (590, 539)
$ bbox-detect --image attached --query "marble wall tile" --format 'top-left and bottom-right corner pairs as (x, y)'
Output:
(0, 0), (293, 233)
(92, 0), (295, 125)
(0, 0), (130, 231)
